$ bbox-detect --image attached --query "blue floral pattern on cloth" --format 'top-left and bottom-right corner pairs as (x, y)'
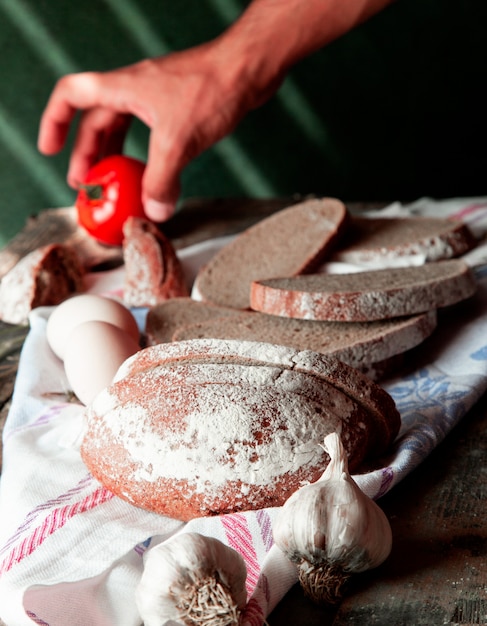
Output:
(355, 271), (487, 498)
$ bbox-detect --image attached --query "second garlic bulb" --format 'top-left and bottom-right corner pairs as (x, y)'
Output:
(273, 431), (392, 604)
(135, 532), (247, 626)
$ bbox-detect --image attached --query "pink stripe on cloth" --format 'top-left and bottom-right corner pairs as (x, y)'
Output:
(0, 474), (93, 557)
(222, 512), (274, 626)
(3, 404), (68, 443)
(0, 485), (114, 575)
(221, 513), (261, 595)
(451, 201), (487, 223)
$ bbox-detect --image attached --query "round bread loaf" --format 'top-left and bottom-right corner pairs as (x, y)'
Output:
(192, 197), (348, 309)
(116, 339), (400, 470)
(250, 259), (477, 322)
(81, 339), (400, 521)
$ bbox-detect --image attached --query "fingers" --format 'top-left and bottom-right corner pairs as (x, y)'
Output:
(141, 126), (185, 221)
(68, 108), (131, 188)
(38, 71), (133, 186)
(38, 72), (102, 154)
(37, 56), (233, 222)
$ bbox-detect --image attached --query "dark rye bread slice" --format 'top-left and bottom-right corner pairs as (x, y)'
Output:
(81, 360), (377, 520)
(122, 217), (189, 308)
(115, 338), (401, 458)
(192, 197), (348, 309)
(332, 215), (476, 266)
(145, 297), (243, 345)
(170, 309), (437, 373)
(250, 259), (477, 322)
(0, 243), (85, 325)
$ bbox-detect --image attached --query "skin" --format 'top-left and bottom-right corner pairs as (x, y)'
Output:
(37, 0), (393, 222)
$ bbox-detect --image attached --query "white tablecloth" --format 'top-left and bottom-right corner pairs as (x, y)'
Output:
(1, 197), (487, 626)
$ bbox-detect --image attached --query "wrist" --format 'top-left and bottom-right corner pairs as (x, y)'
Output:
(210, 0), (394, 109)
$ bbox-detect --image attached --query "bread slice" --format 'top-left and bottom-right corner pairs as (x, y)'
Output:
(0, 243), (85, 325)
(332, 215), (476, 266)
(82, 339), (400, 519)
(192, 197), (348, 309)
(115, 338), (401, 459)
(122, 217), (188, 308)
(144, 298), (433, 381)
(170, 309), (437, 372)
(250, 259), (477, 322)
(145, 297), (242, 345)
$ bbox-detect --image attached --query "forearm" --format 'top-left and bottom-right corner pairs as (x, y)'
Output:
(213, 0), (394, 106)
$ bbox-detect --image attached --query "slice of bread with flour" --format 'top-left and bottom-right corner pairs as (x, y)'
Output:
(0, 243), (85, 325)
(168, 308), (437, 374)
(250, 259), (477, 322)
(145, 297), (243, 345)
(331, 215), (476, 267)
(193, 197), (348, 309)
(123, 217), (188, 307)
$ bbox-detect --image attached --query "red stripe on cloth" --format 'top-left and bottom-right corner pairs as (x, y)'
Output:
(0, 474), (94, 557)
(0, 486), (114, 575)
(451, 201), (487, 221)
(221, 513), (261, 596)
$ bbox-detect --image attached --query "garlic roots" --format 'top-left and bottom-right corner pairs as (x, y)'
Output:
(135, 532), (247, 626)
(273, 431), (392, 605)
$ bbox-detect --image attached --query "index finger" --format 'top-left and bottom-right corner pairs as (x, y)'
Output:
(37, 72), (115, 155)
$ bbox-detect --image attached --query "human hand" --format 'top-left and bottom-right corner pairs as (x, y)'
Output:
(38, 41), (266, 221)
(38, 0), (392, 222)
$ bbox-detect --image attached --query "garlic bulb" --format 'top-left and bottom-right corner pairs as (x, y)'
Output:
(273, 431), (392, 605)
(135, 532), (247, 626)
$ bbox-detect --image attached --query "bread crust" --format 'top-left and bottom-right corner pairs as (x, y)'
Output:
(115, 339), (401, 459)
(123, 217), (188, 307)
(81, 341), (399, 520)
(250, 259), (477, 322)
(0, 243), (85, 325)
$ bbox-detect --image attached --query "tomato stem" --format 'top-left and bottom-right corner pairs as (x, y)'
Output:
(78, 183), (104, 201)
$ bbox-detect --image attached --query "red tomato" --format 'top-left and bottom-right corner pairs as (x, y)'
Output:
(75, 155), (147, 246)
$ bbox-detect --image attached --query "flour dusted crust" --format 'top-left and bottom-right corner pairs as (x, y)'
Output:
(81, 339), (400, 521)
(0, 243), (85, 325)
(250, 259), (477, 322)
(193, 198), (348, 309)
(115, 339), (401, 463)
(122, 217), (188, 308)
(332, 216), (476, 266)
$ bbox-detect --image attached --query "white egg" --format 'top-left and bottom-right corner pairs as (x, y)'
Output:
(46, 294), (140, 360)
(64, 320), (140, 405)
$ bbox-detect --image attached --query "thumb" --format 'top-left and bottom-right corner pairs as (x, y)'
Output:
(142, 131), (184, 222)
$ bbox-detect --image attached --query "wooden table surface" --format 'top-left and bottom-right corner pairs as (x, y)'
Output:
(0, 199), (486, 626)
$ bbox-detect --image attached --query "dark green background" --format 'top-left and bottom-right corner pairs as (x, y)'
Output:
(0, 0), (486, 245)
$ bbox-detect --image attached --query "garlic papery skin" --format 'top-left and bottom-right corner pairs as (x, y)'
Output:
(272, 431), (392, 605)
(135, 532), (248, 626)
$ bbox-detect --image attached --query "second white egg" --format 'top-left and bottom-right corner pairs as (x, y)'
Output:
(64, 320), (140, 406)
(46, 294), (140, 360)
